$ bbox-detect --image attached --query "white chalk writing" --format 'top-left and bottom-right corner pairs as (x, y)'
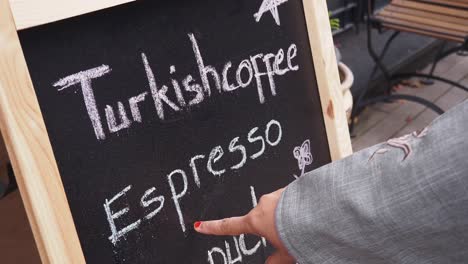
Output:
(103, 119), (283, 244)
(254, 0), (289, 26)
(292, 139), (313, 179)
(206, 185), (266, 263)
(53, 65), (111, 140)
(168, 169), (189, 233)
(55, 34), (299, 141)
(104, 185), (142, 245)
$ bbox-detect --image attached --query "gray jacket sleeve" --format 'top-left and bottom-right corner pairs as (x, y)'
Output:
(276, 101), (468, 264)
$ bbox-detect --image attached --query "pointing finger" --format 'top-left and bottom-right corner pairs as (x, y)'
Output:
(194, 216), (252, 236)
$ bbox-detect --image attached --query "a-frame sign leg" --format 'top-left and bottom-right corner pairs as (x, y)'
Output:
(0, 0), (85, 262)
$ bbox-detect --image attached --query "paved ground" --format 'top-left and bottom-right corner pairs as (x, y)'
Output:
(0, 53), (466, 264)
(352, 53), (468, 151)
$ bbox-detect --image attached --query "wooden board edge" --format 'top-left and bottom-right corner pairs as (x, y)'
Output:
(0, 0), (86, 263)
(302, 0), (353, 160)
(10, 0), (136, 30)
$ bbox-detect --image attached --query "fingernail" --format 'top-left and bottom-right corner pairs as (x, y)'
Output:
(194, 221), (202, 229)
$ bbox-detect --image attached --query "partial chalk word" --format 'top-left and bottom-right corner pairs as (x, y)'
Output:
(206, 186), (267, 264)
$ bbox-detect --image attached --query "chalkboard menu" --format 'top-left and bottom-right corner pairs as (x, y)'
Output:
(0, 0), (351, 263)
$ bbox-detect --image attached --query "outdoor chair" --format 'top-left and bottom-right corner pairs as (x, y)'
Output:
(351, 0), (468, 131)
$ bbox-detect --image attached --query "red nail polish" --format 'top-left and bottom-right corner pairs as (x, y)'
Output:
(194, 221), (202, 229)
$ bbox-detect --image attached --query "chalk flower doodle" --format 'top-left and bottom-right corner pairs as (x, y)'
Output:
(254, 0), (289, 26)
(293, 139), (313, 179)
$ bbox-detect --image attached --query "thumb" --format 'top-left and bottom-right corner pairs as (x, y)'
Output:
(194, 216), (252, 236)
(265, 251), (295, 264)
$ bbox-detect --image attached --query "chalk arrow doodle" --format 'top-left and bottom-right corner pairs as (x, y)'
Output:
(254, 0), (289, 26)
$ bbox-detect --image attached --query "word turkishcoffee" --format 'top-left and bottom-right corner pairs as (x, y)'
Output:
(53, 33), (300, 141)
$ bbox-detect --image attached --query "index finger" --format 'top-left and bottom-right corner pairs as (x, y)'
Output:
(194, 215), (253, 236)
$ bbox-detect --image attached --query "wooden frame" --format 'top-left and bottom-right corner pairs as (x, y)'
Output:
(0, 0), (352, 262)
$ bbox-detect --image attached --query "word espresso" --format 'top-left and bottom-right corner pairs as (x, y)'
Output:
(53, 33), (300, 141)
(103, 119), (283, 245)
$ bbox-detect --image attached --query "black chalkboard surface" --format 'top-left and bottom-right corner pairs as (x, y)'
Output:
(18, 0), (331, 263)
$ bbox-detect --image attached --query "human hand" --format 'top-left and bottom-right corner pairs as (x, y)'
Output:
(194, 188), (295, 264)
